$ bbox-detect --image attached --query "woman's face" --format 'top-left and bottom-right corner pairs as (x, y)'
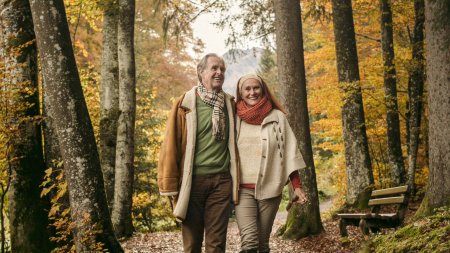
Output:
(241, 78), (263, 107)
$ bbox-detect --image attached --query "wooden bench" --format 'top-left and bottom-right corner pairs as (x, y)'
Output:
(337, 185), (409, 237)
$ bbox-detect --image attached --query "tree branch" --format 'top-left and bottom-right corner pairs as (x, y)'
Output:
(355, 33), (381, 43)
(71, 1), (83, 44)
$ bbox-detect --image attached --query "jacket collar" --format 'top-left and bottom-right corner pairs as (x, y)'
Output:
(180, 86), (197, 111)
(261, 109), (279, 125)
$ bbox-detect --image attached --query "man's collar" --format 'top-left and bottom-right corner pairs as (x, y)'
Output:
(198, 82), (224, 93)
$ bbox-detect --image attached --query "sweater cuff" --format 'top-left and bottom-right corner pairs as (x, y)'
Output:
(160, 191), (178, 196)
(289, 171), (301, 189)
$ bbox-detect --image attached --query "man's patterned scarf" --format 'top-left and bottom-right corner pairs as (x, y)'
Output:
(197, 83), (226, 141)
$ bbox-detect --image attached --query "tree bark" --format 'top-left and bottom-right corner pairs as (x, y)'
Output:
(417, 0), (450, 214)
(42, 61), (73, 243)
(407, 0), (425, 195)
(29, 0), (123, 251)
(379, 0), (405, 186)
(331, 0), (374, 208)
(1, 0), (52, 251)
(111, 0), (136, 238)
(273, 0), (323, 239)
(100, 0), (120, 210)
(42, 100), (63, 169)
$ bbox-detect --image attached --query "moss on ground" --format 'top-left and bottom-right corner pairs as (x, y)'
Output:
(362, 206), (450, 253)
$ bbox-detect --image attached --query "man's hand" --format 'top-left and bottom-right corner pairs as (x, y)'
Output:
(294, 188), (307, 204)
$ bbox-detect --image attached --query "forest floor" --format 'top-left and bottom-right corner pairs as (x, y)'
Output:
(121, 199), (422, 253)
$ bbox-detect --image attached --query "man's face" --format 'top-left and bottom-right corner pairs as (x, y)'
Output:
(200, 56), (225, 91)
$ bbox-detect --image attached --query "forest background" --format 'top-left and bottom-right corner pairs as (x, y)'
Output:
(0, 0), (448, 252)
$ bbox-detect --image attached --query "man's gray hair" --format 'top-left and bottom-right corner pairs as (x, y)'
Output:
(197, 53), (225, 82)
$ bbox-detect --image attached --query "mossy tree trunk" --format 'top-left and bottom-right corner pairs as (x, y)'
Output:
(379, 0), (405, 186)
(100, 0), (120, 210)
(1, 0), (52, 251)
(331, 0), (374, 208)
(273, 0), (323, 239)
(29, 0), (123, 251)
(111, 0), (136, 238)
(417, 0), (450, 215)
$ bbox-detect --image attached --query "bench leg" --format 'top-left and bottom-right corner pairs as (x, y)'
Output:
(339, 219), (349, 237)
(359, 219), (369, 235)
(370, 227), (381, 234)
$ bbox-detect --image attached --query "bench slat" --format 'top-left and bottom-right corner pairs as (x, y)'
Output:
(338, 213), (398, 220)
(337, 213), (369, 219)
(372, 213), (397, 219)
(371, 185), (408, 197)
(369, 196), (405, 206)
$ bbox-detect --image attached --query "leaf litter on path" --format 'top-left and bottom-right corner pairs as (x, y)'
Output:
(122, 210), (364, 253)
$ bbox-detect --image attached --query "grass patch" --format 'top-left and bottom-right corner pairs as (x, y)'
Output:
(363, 206), (450, 253)
(278, 187), (290, 212)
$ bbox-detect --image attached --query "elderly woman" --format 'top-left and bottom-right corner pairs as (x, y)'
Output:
(234, 74), (308, 253)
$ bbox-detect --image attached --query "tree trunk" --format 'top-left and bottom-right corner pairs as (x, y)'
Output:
(407, 0), (425, 195)
(273, 0), (323, 239)
(29, 0), (123, 251)
(111, 0), (136, 238)
(42, 63), (73, 244)
(417, 0), (450, 214)
(42, 100), (63, 168)
(100, 0), (120, 210)
(379, 0), (405, 186)
(1, 0), (52, 251)
(331, 0), (374, 208)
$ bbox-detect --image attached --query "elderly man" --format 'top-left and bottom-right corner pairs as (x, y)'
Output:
(158, 53), (239, 253)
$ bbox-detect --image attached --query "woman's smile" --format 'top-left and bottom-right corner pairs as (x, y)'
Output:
(241, 78), (263, 107)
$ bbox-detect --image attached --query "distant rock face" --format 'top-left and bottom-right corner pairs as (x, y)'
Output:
(222, 48), (263, 96)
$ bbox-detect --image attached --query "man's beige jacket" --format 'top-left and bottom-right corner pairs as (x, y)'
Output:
(157, 86), (239, 221)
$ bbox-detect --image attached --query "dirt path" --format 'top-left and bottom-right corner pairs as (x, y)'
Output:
(121, 198), (364, 253)
(319, 198), (334, 213)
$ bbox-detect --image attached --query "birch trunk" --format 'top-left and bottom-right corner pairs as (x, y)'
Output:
(100, 0), (120, 210)
(111, 0), (136, 238)
(29, 0), (123, 251)
(331, 0), (374, 207)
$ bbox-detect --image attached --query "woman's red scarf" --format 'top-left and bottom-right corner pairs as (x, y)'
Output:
(236, 96), (273, 125)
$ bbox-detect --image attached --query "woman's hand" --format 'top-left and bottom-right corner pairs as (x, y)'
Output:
(294, 188), (307, 204)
